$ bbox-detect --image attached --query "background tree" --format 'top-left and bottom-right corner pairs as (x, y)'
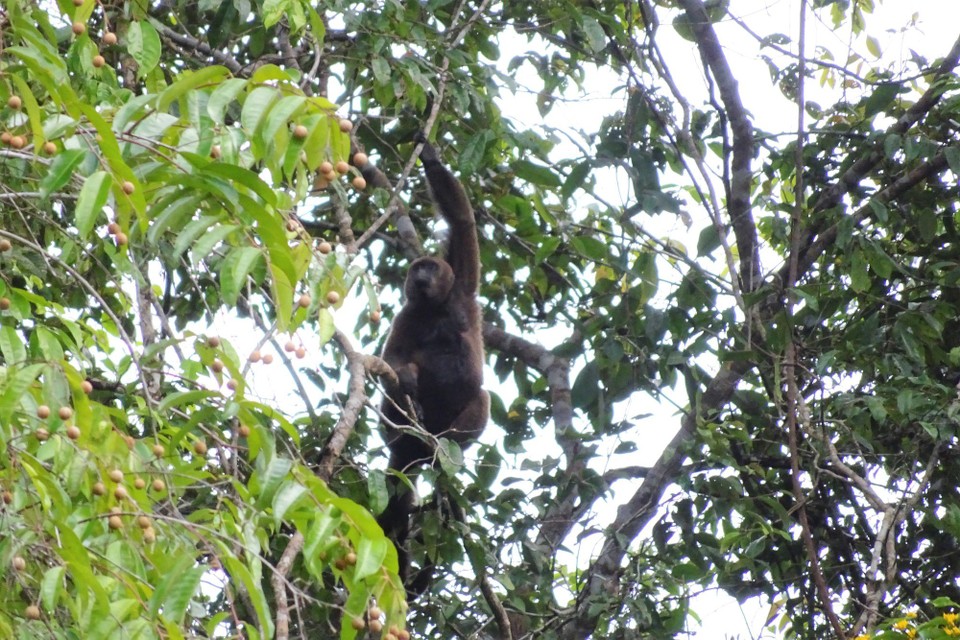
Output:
(1, 0), (959, 639)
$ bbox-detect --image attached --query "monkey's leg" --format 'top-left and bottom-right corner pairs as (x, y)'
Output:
(441, 389), (490, 446)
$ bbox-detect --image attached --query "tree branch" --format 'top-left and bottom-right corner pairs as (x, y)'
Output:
(155, 24), (243, 74)
(675, 0), (760, 292)
(564, 360), (751, 639)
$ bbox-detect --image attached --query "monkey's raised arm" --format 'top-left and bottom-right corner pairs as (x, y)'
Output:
(418, 139), (480, 297)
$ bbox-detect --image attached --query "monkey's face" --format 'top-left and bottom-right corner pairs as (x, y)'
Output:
(405, 257), (454, 306)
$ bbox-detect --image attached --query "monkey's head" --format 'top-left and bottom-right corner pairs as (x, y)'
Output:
(405, 257), (454, 306)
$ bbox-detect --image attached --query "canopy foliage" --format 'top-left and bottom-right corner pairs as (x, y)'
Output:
(1, 0), (959, 638)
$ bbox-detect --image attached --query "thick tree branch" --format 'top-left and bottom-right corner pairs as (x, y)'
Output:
(564, 360), (751, 639)
(481, 324), (577, 552)
(156, 24), (243, 74)
(789, 34), (960, 279)
(784, 5), (845, 635)
(675, 0), (760, 292)
(275, 330), (392, 640)
(561, 22), (960, 640)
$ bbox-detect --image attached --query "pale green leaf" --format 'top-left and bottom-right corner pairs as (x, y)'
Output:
(173, 215), (219, 259)
(126, 21), (162, 77)
(256, 457), (293, 508)
(262, 0), (292, 27)
(158, 65), (231, 113)
(241, 86), (279, 134)
(40, 566), (65, 612)
(0, 326), (27, 364)
(273, 481), (307, 522)
(189, 224), (240, 265)
(220, 246), (264, 306)
(260, 95), (307, 145)
(207, 78), (248, 125)
(0, 364), (45, 424)
(317, 307), (335, 345)
(74, 171), (111, 241)
(39, 149), (85, 198)
(353, 536), (388, 581)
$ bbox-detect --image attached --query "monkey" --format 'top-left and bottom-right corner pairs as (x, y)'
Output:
(377, 134), (489, 594)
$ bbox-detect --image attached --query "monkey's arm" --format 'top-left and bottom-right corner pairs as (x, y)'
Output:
(418, 137), (481, 296)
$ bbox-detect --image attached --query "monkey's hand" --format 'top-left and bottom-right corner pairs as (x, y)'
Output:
(406, 396), (425, 425)
(415, 131), (440, 167)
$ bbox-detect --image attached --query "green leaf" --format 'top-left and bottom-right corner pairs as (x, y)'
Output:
(562, 162), (591, 201)
(190, 224), (240, 265)
(242, 86), (279, 135)
(316, 307), (335, 345)
(371, 57), (391, 84)
(883, 133), (901, 159)
(534, 236), (563, 264)
(220, 246), (264, 306)
(248, 204), (297, 284)
(697, 224), (722, 256)
(208, 78), (248, 124)
(849, 249), (870, 293)
(203, 163), (277, 207)
(149, 554), (204, 623)
(0, 364), (45, 424)
(55, 523), (110, 607)
(260, 95), (307, 145)
(303, 510), (341, 564)
(353, 536), (388, 581)
(512, 159), (562, 187)
(863, 83), (901, 118)
(0, 325), (27, 364)
(916, 208), (937, 243)
(39, 149), (85, 198)
(74, 171), (111, 241)
(437, 438), (464, 476)
(126, 21), (162, 77)
(217, 551), (275, 638)
(173, 215), (220, 259)
(158, 65), (231, 113)
(459, 131), (492, 173)
(570, 235), (609, 262)
(271, 265), (294, 332)
(147, 193), (205, 245)
(946, 147), (960, 176)
(273, 481), (307, 522)
(580, 15), (607, 53)
(262, 0), (292, 27)
(571, 360), (600, 409)
(40, 566), (65, 612)
(256, 456), (293, 508)
(476, 446), (502, 490)
(157, 389), (220, 413)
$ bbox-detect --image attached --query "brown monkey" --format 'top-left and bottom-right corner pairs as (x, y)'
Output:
(378, 135), (489, 593)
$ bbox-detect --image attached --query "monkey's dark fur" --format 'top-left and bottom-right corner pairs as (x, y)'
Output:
(377, 136), (489, 594)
